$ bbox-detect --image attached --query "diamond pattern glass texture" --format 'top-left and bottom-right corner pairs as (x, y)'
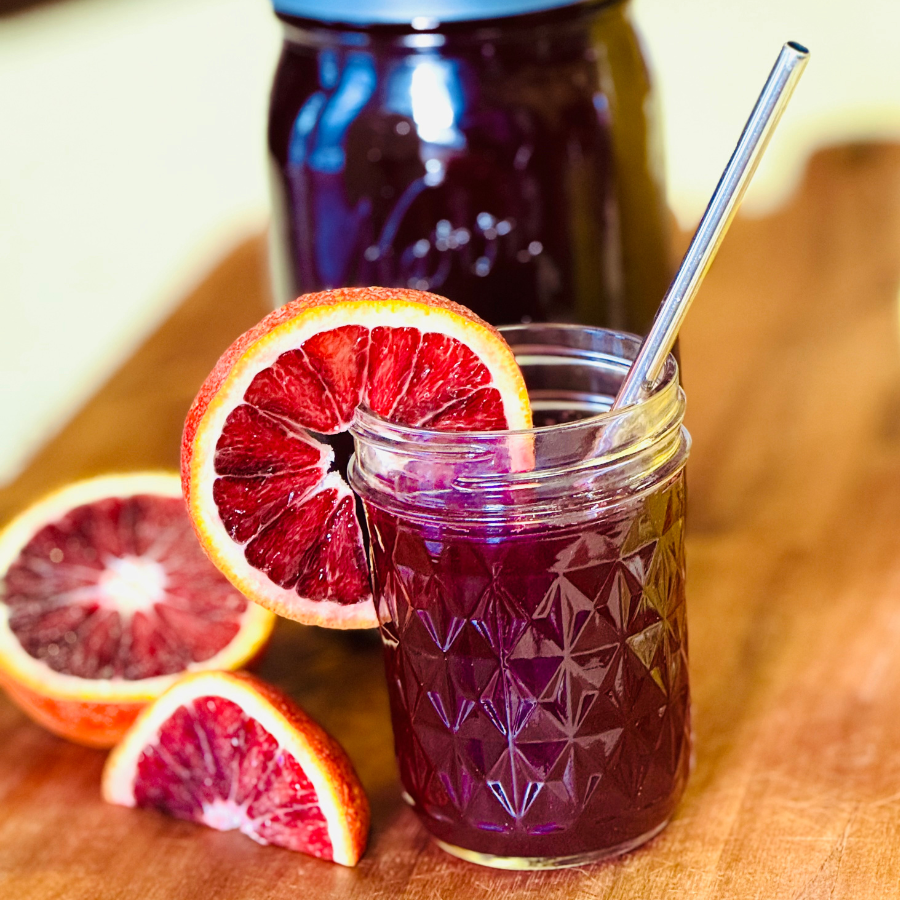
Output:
(366, 470), (690, 861)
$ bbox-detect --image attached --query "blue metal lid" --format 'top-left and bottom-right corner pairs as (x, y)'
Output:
(271, 0), (586, 26)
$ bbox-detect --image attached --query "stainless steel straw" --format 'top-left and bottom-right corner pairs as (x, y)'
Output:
(612, 41), (810, 410)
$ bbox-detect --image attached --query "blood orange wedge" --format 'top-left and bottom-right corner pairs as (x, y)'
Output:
(0, 473), (275, 747)
(182, 286), (531, 629)
(102, 670), (369, 866)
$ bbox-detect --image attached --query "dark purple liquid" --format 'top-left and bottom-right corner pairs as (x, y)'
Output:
(267, 3), (670, 335)
(365, 471), (690, 861)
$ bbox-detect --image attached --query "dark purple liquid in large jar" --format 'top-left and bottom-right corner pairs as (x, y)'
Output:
(268, 1), (670, 334)
(364, 469), (690, 862)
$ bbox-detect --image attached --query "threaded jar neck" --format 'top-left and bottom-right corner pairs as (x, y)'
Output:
(349, 325), (690, 529)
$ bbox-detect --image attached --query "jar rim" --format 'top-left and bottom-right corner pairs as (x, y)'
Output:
(349, 325), (690, 527)
(272, 0), (601, 29)
(352, 324), (679, 443)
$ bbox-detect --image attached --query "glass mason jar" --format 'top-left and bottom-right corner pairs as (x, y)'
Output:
(349, 325), (691, 869)
(267, 1), (670, 334)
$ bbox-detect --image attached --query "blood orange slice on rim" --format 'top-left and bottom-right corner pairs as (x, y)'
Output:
(0, 473), (275, 747)
(102, 670), (369, 866)
(182, 287), (531, 629)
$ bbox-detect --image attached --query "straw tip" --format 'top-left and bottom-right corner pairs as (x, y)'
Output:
(786, 40), (810, 56)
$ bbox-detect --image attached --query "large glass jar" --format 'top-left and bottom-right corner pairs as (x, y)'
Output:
(267, 0), (670, 334)
(349, 325), (691, 868)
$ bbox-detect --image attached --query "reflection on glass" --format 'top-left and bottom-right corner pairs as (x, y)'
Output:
(269, 2), (671, 336)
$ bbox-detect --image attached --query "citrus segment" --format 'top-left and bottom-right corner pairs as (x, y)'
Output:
(183, 287), (531, 629)
(102, 670), (369, 866)
(0, 474), (275, 747)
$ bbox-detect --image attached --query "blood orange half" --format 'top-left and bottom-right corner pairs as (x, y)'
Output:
(183, 287), (531, 629)
(102, 670), (369, 866)
(0, 473), (275, 747)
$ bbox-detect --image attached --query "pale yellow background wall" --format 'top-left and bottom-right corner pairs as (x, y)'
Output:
(1, 0), (895, 484)
(635, 0), (900, 222)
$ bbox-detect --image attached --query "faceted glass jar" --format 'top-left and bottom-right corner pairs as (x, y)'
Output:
(349, 325), (691, 869)
(268, 2), (670, 333)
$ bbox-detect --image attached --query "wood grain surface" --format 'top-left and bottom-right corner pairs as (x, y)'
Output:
(2, 143), (900, 899)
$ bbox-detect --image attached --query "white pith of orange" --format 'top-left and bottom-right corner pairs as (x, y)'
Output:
(187, 299), (532, 629)
(0, 473), (275, 703)
(102, 670), (361, 867)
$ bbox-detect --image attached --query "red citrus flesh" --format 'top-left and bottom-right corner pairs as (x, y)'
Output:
(183, 287), (531, 628)
(0, 474), (275, 746)
(7, 495), (247, 677)
(103, 670), (369, 866)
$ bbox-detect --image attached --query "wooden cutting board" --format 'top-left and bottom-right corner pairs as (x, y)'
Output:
(2, 142), (900, 899)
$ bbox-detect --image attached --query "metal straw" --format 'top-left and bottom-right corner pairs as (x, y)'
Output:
(612, 41), (810, 410)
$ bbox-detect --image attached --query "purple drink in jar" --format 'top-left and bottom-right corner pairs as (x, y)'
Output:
(266, 1), (670, 336)
(350, 325), (691, 868)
